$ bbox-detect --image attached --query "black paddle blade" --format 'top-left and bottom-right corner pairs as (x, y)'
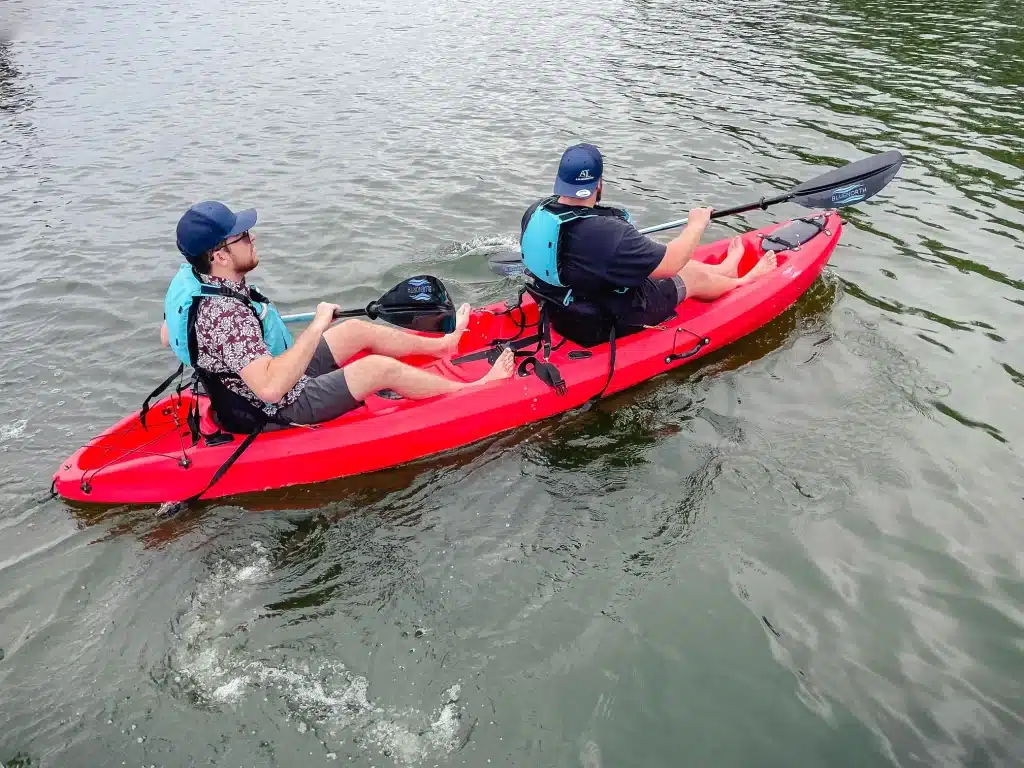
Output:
(372, 275), (457, 333)
(790, 149), (904, 209)
(487, 247), (526, 278)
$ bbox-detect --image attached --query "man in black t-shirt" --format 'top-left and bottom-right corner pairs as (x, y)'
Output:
(520, 144), (776, 342)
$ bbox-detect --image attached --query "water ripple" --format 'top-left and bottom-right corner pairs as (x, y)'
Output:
(1, 0), (1023, 766)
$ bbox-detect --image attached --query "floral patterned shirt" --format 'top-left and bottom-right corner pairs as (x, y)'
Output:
(193, 275), (307, 415)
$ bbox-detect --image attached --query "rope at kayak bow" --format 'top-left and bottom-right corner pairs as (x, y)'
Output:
(76, 398), (194, 495)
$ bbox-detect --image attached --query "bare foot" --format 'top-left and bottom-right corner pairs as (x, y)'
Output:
(472, 347), (515, 386)
(719, 236), (746, 277)
(743, 250), (778, 282)
(443, 303), (472, 355)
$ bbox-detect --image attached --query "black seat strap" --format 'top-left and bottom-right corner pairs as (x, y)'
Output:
(540, 302), (553, 360)
(451, 333), (544, 365)
(157, 422), (266, 518)
(490, 287), (533, 345)
(517, 356), (567, 395)
(581, 326), (616, 412)
(140, 363), (184, 429)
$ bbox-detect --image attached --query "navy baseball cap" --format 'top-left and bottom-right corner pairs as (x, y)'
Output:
(175, 201), (257, 261)
(553, 143), (603, 199)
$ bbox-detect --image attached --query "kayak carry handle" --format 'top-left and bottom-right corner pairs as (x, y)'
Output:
(665, 334), (710, 364)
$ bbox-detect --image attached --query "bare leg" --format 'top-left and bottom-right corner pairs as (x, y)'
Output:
(711, 236), (747, 276)
(322, 303), (471, 363)
(679, 251), (778, 301)
(343, 348), (515, 402)
(681, 235), (747, 283)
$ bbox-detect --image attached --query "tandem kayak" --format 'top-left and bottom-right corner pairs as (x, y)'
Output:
(52, 211), (843, 505)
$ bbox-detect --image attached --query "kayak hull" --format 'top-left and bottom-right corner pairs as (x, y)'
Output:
(53, 212), (842, 505)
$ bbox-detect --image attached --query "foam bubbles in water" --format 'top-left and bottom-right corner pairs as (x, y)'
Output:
(580, 739), (602, 768)
(179, 546), (271, 650)
(212, 677), (247, 703)
(173, 546), (465, 765)
(364, 692), (463, 765)
(0, 420), (27, 443)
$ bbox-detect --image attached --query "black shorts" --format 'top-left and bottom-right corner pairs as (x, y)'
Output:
(633, 276), (686, 327)
(276, 339), (362, 425)
(547, 276), (687, 347)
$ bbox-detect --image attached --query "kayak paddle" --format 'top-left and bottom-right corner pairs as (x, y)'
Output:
(640, 149), (905, 235)
(281, 275), (457, 333)
(487, 149), (905, 276)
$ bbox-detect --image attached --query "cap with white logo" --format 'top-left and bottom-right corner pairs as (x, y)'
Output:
(553, 143), (603, 199)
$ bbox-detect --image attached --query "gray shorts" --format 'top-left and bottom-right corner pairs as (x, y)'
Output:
(275, 339), (361, 425)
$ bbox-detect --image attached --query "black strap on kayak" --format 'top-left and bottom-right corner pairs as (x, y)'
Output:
(140, 363), (185, 429)
(540, 303), (553, 360)
(581, 326), (616, 412)
(759, 214), (827, 252)
(491, 287), (535, 346)
(517, 356), (567, 395)
(451, 333), (544, 366)
(510, 308), (570, 396)
(452, 290), (577, 367)
(184, 390), (235, 448)
(156, 422), (266, 518)
(186, 392), (203, 447)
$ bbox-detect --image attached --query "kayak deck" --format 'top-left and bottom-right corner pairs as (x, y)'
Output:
(54, 212), (842, 505)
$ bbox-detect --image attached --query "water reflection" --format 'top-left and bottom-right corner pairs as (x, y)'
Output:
(0, 39), (33, 116)
(839, 277), (997, 333)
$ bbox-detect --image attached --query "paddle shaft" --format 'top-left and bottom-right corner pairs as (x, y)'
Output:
(638, 192), (792, 236)
(282, 301), (451, 325)
(281, 307), (365, 324)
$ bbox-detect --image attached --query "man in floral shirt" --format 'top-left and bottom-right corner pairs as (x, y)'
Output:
(161, 201), (513, 428)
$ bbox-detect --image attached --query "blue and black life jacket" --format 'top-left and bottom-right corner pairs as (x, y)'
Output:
(519, 195), (634, 306)
(163, 263), (293, 368)
(520, 196), (642, 349)
(145, 265), (296, 437)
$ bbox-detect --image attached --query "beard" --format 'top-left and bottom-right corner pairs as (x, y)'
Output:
(235, 249), (259, 274)
(595, 186), (602, 204)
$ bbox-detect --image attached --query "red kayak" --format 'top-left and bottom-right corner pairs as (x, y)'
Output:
(53, 211), (842, 505)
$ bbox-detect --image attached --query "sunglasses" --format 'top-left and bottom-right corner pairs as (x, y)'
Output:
(221, 231), (252, 248)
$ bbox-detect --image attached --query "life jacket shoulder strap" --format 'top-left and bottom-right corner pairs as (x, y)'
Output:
(248, 284), (271, 304)
(184, 290), (264, 370)
(198, 282), (258, 306)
